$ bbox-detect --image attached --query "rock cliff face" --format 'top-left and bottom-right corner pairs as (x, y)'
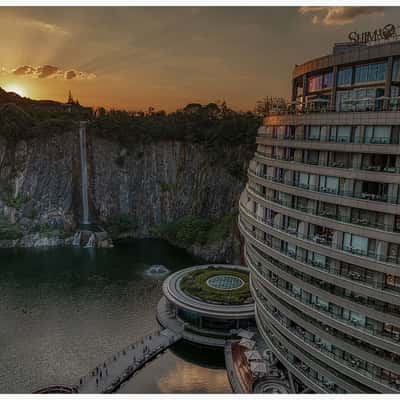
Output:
(0, 129), (253, 262)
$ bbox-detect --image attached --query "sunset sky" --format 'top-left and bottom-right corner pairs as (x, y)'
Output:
(1, 6), (399, 111)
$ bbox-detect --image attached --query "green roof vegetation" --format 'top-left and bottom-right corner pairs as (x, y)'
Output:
(180, 266), (253, 305)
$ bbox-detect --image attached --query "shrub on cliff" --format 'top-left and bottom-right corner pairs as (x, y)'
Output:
(0, 103), (34, 140)
(150, 214), (235, 247)
(104, 214), (137, 237)
(0, 219), (22, 240)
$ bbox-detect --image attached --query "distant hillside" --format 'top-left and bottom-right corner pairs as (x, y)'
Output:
(0, 87), (62, 107)
(0, 87), (92, 140)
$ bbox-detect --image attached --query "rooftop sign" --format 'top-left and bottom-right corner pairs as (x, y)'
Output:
(348, 24), (397, 45)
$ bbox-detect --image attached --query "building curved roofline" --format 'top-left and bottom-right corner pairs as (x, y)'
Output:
(293, 40), (400, 79)
(162, 264), (254, 319)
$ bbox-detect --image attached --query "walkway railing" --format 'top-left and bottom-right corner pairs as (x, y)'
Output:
(76, 328), (181, 393)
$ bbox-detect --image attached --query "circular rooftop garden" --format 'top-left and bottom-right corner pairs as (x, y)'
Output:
(180, 265), (253, 305)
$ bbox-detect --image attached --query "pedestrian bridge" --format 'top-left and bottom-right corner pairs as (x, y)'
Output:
(76, 328), (181, 393)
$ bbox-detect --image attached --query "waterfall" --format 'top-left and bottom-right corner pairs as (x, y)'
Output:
(79, 121), (90, 225)
(84, 233), (96, 248)
(72, 231), (81, 246)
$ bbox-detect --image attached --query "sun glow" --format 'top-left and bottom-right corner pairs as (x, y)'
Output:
(3, 83), (27, 97)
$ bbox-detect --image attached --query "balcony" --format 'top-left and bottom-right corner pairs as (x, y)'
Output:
(256, 297), (400, 392)
(255, 283), (400, 372)
(241, 230), (400, 346)
(245, 239), (400, 320)
(249, 234), (400, 302)
(254, 313), (339, 393)
(248, 182), (398, 234)
(240, 199), (400, 266)
(264, 100), (400, 117)
(248, 167), (399, 205)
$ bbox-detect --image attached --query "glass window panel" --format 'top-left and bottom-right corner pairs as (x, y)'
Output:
(299, 172), (309, 187)
(323, 72), (333, 88)
(319, 176), (326, 190)
(326, 176), (339, 193)
(354, 62), (387, 83)
(392, 59), (400, 81)
(373, 126), (391, 142)
(343, 233), (351, 249)
(329, 126), (337, 141)
(313, 252), (326, 266)
(309, 126), (320, 139)
(337, 126), (351, 142)
(351, 235), (368, 253)
(338, 67), (352, 86)
(365, 126), (374, 143)
(277, 126), (286, 135)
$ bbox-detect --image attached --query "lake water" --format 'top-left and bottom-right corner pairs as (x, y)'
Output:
(0, 239), (231, 393)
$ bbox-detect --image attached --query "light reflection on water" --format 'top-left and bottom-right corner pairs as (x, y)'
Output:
(118, 342), (230, 393)
(0, 240), (230, 393)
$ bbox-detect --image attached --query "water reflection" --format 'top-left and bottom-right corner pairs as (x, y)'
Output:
(118, 343), (231, 394)
(0, 240), (219, 394)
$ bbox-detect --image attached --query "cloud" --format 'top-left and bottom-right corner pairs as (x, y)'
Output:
(20, 17), (69, 36)
(64, 69), (96, 80)
(13, 65), (35, 76)
(299, 7), (385, 26)
(3, 65), (96, 80)
(36, 65), (59, 79)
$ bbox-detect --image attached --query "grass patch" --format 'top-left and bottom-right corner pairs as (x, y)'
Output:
(4, 193), (30, 211)
(180, 266), (252, 305)
(32, 223), (60, 237)
(104, 213), (136, 237)
(0, 219), (22, 240)
(159, 181), (176, 192)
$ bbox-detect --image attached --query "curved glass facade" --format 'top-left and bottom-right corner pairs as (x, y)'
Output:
(240, 41), (400, 393)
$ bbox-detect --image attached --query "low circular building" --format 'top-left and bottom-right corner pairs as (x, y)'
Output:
(157, 264), (255, 347)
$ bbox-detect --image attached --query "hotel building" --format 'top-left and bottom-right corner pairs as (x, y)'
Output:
(239, 38), (400, 393)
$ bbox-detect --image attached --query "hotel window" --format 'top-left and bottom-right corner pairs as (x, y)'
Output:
(285, 216), (298, 233)
(308, 71), (333, 92)
(337, 67), (352, 86)
(292, 283), (302, 296)
(392, 58), (400, 81)
(343, 233), (368, 256)
(294, 196), (308, 211)
(298, 172), (310, 188)
(387, 243), (400, 264)
(308, 126), (320, 140)
(314, 296), (329, 311)
(319, 176), (339, 194)
(354, 62), (387, 83)
(386, 274), (400, 289)
(266, 126), (274, 136)
(337, 88), (384, 111)
(364, 126), (391, 144)
(307, 251), (327, 268)
(305, 150), (319, 165)
(323, 72), (333, 88)
(330, 126), (352, 142)
(283, 242), (297, 258)
(295, 126), (304, 139)
(277, 126), (286, 137)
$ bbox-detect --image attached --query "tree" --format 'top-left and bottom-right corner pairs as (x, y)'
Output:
(183, 103), (203, 114)
(255, 97), (287, 117)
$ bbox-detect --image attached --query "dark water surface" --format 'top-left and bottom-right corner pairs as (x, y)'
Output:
(0, 239), (231, 393)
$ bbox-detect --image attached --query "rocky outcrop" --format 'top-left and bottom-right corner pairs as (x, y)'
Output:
(91, 137), (249, 233)
(0, 129), (252, 262)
